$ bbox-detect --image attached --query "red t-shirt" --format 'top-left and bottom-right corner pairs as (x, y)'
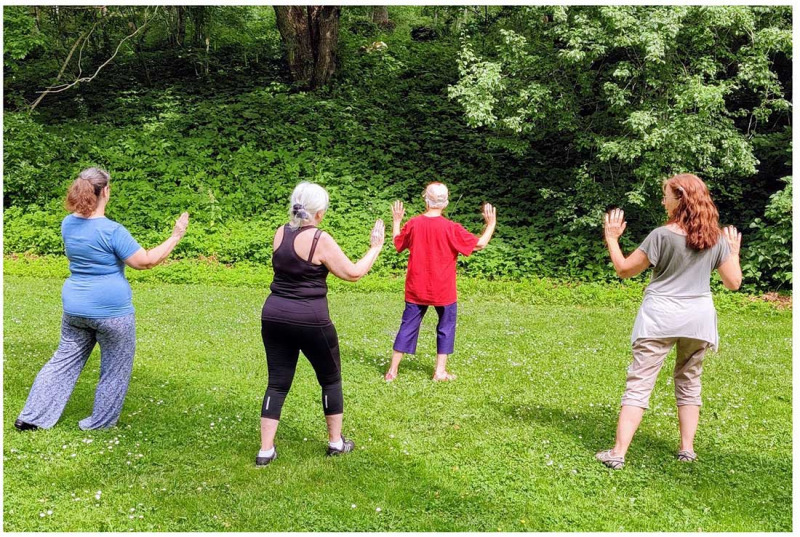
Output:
(394, 215), (479, 306)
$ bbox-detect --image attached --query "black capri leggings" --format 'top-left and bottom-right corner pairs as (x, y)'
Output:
(261, 320), (343, 420)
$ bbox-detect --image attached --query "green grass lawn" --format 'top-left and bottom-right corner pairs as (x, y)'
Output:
(3, 276), (792, 531)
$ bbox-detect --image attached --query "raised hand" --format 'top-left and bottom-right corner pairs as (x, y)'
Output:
(370, 219), (385, 248)
(172, 212), (189, 240)
(604, 208), (626, 241)
(723, 225), (741, 256)
(391, 201), (405, 224)
(483, 203), (497, 225)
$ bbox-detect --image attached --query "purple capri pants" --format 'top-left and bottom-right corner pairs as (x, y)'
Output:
(393, 302), (458, 355)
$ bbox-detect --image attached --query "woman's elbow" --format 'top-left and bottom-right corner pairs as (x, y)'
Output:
(724, 277), (742, 291)
(132, 256), (159, 270)
(352, 268), (371, 282)
(129, 261), (155, 270)
(341, 268), (365, 282)
(615, 268), (632, 279)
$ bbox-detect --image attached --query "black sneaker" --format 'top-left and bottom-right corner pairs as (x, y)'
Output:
(14, 419), (38, 431)
(326, 436), (355, 457)
(255, 448), (278, 467)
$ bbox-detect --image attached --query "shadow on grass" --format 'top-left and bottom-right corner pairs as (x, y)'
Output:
(503, 403), (678, 456)
(502, 402), (791, 529)
(363, 351), (437, 378)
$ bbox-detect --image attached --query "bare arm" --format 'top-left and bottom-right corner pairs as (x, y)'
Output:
(474, 203), (497, 251)
(319, 220), (385, 282)
(717, 225), (742, 290)
(125, 212), (189, 270)
(603, 209), (651, 279)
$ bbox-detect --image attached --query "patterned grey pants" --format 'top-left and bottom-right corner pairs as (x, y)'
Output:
(18, 313), (136, 430)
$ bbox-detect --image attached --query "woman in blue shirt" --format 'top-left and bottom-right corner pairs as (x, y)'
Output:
(15, 167), (189, 431)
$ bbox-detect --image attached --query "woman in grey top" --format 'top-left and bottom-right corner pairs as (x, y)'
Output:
(596, 173), (742, 469)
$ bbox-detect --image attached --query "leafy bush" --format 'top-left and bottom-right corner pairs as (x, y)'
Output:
(742, 176), (792, 291)
(2, 6), (792, 291)
(348, 19), (379, 37)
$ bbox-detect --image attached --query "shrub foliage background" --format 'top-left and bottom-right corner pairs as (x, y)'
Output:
(3, 6), (792, 291)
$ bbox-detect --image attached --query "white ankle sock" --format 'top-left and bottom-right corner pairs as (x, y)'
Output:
(258, 447), (275, 458)
(329, 438), (344, 450)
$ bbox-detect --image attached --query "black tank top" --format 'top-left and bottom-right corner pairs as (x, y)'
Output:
(261, 225), (331, 325)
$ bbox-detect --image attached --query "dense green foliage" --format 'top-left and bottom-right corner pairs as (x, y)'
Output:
(3, 6), (792, 290)
(449, 5), (792, 289)
(4, 277), (792, 531)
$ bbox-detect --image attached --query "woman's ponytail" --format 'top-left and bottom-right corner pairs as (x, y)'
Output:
(288, 182), (329, 230)
(64, 167), (110, 216)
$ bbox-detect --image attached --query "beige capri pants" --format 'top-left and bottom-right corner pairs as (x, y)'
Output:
(621, 337), (710, 409)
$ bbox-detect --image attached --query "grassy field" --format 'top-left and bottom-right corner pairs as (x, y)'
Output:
(3, 276), (792, 531)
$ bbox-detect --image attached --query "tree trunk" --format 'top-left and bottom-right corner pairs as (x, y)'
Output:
(274, 6), (315, 87)
(176, 6), (185, 47)
(190, 6), (207, 47)
(310, 6), (340, 89)
(372, 6), (389, 24)
(274, 6), (340, 90)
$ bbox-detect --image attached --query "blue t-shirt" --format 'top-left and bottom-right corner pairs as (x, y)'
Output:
(61, 215), (142, 318)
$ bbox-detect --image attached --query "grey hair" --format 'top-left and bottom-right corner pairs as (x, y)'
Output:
(79, 167), (110, 193)
(288, 182), (329, 230)
(424, 182), (449, 209)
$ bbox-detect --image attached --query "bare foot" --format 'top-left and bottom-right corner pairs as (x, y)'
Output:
(432, 371), (456, 382)
(384, 371), (397, 382)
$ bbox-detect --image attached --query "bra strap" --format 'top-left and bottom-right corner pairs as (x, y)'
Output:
(307, 229), (323, 263)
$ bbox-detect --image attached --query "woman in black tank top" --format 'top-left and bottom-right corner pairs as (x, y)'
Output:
(262, 224), (331, 326)
(256, 182), (385, 467)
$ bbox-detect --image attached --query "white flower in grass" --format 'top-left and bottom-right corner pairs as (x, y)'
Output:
(351, 504), (357, 509)
(376, 507), (382, 512)
(39, 513), (45, 518)
(47, 510), (53, 515)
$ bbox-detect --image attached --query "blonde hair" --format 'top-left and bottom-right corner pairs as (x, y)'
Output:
(288, 182), (329, 230)
(424, 182), (449, 209)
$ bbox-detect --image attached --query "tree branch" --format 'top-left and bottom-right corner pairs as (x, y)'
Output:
(30, 7), (157, 111)
(29, 28), (89, 111)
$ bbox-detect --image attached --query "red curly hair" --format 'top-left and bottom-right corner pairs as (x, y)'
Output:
(664, 173), (721, 250)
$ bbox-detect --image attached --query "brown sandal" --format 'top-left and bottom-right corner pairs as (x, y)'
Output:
(595, 449), (625, 470)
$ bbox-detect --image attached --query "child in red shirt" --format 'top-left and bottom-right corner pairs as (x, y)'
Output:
(385, 182), (497, 381)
